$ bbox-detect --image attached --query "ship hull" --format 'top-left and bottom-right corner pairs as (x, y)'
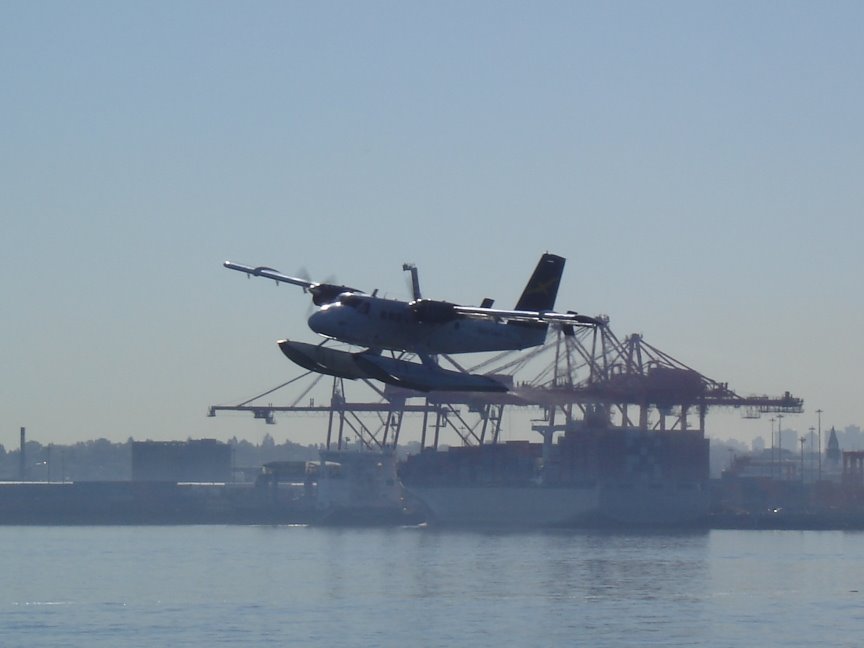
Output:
(400, 427), (711, 528)
(407, 482), (708, 528)
(408, 484), (600, 527)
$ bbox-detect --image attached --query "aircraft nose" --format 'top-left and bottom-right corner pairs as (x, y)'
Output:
(308, 308), (337, 337)
(308, 309), (326, 334)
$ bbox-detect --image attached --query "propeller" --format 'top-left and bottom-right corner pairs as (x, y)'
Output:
(296, 266), (313, 286)
(309, 283), (358, 306)
(296, 267), (318, 317)
(294, 268), (360, 314)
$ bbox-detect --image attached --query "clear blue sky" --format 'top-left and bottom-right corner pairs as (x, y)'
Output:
(2, 1), (862, 450)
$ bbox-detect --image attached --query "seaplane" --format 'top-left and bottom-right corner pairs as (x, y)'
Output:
(223, 253), (600, 393)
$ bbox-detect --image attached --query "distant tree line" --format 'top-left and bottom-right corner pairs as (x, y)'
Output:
(10, 428), (847, 482)
(0, 434), (322, 482)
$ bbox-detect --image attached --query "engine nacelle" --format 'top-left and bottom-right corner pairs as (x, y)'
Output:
(409, 299), (458, 323)
(310, 284), (361, 306)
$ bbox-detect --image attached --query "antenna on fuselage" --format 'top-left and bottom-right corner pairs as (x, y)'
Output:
(402, 263), (421, 300)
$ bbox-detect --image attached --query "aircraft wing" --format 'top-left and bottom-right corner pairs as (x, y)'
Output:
(223, 262), (315, 289)
(453, 305), (603, 326)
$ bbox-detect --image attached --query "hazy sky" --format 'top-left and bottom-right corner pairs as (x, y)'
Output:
(3, 1), (862, 450)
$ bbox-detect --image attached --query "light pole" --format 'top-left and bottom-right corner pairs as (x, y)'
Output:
(800, 436), (805, 484)
(809, 426), (816, 483)
(816, 409), (823, 482)
(777, 414), (784, 480)
(770, 417), (776, 477)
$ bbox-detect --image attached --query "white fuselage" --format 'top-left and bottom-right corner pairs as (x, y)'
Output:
(307, 294), (546, 354)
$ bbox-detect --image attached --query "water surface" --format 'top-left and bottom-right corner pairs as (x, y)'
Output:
(1, 526), (862, 647)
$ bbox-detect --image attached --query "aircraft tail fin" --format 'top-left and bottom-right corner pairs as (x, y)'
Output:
(514, 253), (565, 311)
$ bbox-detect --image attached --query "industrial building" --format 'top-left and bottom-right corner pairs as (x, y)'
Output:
(131, 439), (231, 483)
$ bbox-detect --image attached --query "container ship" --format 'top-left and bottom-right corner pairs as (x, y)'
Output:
(399, 424), (710, 527)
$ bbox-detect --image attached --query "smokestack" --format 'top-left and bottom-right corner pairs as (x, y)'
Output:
(19, 427), (26, 481)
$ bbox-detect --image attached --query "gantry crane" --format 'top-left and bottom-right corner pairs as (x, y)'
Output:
(209, 314), (802, 451)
